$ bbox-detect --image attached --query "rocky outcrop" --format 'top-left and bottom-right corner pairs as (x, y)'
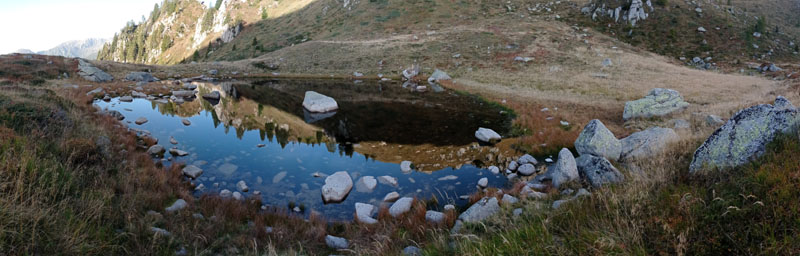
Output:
(582, 0), (654, 27)
(458, 197), (500, 222)
(690, 96), (800, 173)
(623, 88), (689, 120)
(575, 119), (621, 160)
(576, 155), (624, 188)
(535, 148), (579, 188)
(321, 171), (353, 203)
(78, 59), (113, 82)
(302, 91), (339, 113)
(619, 127), (679, 162)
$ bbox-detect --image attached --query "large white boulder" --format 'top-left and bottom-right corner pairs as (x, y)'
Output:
(321, 171), (353, 203)
(475, 127), (502, 143)
(302, 91), (339, 113)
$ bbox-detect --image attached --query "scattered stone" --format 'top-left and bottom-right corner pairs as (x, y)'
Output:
(697, 27), (707, 32)
(458, 197), (500, 222)
(576, 154), (624, 188)
(132, 91), (147, 98)
(488, 166), (500, 174)
(508, 161), (519, 171)
(135, 117), (148, 125)
(273, 171), (287, 184)
(535, 148), (578, 188)
(165, 199), (187, 213)
(325, 235), (349, 249)
(518, 154), (538, 165)
(444, 204), (456, 211)
(169, 137), (178, 145)
(438, 175), (458, 181)
(182, 119), (191, 126)
(150, 227), (171, 236)
(475, 127), (502, 143)
(623, 88), (689, 120)
(518, 163), (536, 176)
(425, 210), (445, 224)
(172, 90), (195, 98)
(575, 119), (621, 161)
(233, 192), (244, 201)
(620, 127), (679, 162)
(513, 208), (523, 216)
(389, 197), (414, 217)
(383, 192), (400, 202)
(552, 199), (569, 209)
(428, 69), (452, 83)
(355, 176), (378, 193)
(218, 163), (238, 176)
(321, 171), (353, 203)
(706, 115), (724, 126)
(182, 165), (203, 179)
(302, 91), (338, 113)
(220, 189), (232, 198)
(690, 96), (799, 173)
(119, 96), (134, 102)
(86, 87), (104, 96)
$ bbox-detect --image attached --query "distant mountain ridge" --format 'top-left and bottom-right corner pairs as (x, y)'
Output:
(38, 38), (109, 59)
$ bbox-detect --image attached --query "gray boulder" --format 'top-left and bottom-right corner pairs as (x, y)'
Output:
(119, 96), (134, 102)
(325, 235), (349, 249)
(575, 119), (621, 160)
(517, 163), (536, 176)
(172, 90), (195, 98)
(535, 148), (578, 188)
(147, 145), (165, 156)
(78, 59), (113, 82)
(690, 96), (800, 173)
(165, 199), (187, 213)
(355, 176), (377, 193)
(321, 171), (353, 203)
(355, 203), (378, 224)
(619, 127), (679, 162)
(125, 72), (158, 82)
(203, 91), (221, 100)
(576, 155), (624, 188)
(623, 88), (689, 120)
(518, 154), (537, 165)
(425, 210), (445, 224)
(427, 69), (452, 83)
(458, 197), (500, 222)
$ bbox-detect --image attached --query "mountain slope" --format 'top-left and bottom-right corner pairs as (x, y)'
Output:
(39, 38), (108, 59)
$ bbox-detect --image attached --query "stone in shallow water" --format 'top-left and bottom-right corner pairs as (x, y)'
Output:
(147, 145), (165, 156)
(378, 175), (398, 186)
(134, 117), (148, 125)
(272, 171), (287, 184)
(236, 180), (249, 192)
(181, 119), (191, 126)
(321, 171), (353, 203)
(169, 148), (189, 157)
(477, 177), (488, 188)
(217, 163), (238, 176)
(383, 192), (400, 202)
(182, 165), (203, 179)
(355, 203), (377, 224)
(302, 91), (339, 113)
(400, 161), (413, 173)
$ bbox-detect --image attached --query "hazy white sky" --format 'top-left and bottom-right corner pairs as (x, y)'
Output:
(0, 0), (162, 54)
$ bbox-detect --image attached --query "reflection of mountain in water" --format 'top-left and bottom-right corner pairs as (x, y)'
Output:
(237, 79), (513, 146)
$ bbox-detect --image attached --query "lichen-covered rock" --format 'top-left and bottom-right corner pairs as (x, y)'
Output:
(623, 88), (689, 120)
(619, 127), (679, 162)
(576, 155), (624, 188)
(690, 96), (800, 173)
(535, 148), (578, 188)
(575, 119), (621, 160)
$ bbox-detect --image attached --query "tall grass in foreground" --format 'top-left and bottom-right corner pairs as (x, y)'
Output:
(427, 132), (800, 255)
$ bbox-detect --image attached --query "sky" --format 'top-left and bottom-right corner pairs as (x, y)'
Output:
(0, 0), (163, 54)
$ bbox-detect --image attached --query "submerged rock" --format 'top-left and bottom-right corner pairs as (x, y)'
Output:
(377, 175), (398, 186)
(475, 127), (501, 143)
(576, 154), (624, 188)
(623, 88), (689, 120)
(321, 171), (353, 203)
(575, 119), (621, 160)
(458, 197), (500, 222)
(355, 176), (377, 193)
(690, 96), (800, 173)
(302, 91), (339, 113)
